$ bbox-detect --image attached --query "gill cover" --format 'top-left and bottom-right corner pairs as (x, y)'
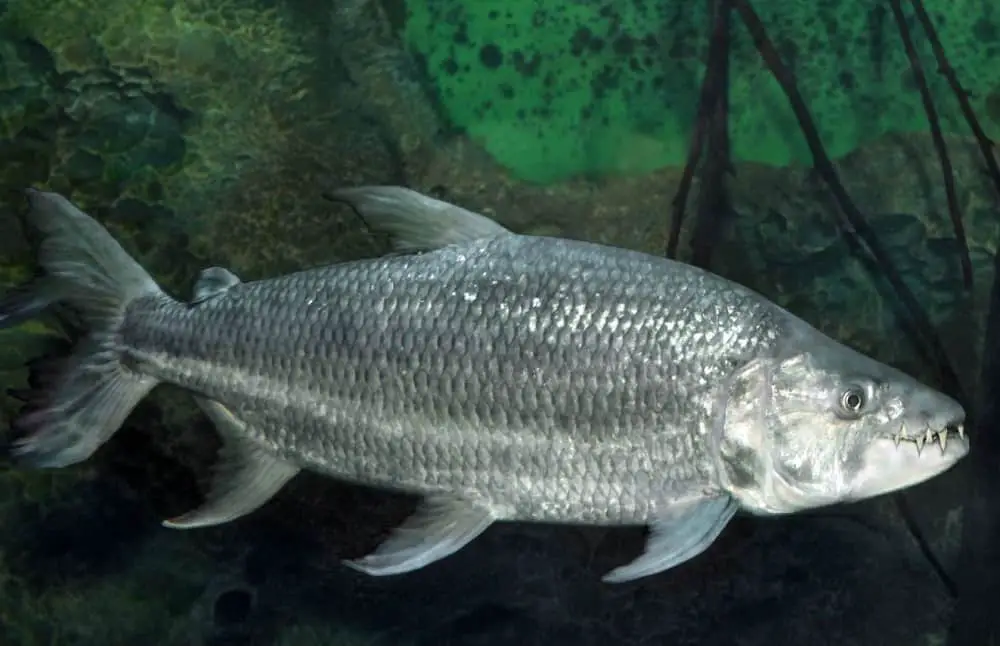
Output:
(711, 353), (848, 515)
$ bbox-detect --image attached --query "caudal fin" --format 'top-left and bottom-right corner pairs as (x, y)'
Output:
(1, 189), (164, 468)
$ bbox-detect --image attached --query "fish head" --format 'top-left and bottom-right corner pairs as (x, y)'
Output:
(712, 316), (967, 515)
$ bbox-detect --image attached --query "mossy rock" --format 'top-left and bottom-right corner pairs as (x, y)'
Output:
(3, 0), (316, 215)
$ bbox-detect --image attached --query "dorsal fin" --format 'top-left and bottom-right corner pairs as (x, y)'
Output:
(327, 186), (511, 252)
(192, 267), (240, 305)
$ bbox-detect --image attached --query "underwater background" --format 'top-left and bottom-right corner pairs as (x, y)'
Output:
(0, 0), (998, 644)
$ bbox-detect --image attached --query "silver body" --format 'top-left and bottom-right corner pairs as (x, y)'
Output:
(126, 235), (781, 525)
(6, 186), (968, 583)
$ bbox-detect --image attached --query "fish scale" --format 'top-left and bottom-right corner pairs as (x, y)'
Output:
(2, 186), (968, 584)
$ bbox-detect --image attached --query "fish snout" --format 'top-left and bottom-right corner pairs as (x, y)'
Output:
(843, 387), (968, 503)
(890, 392), (967, 456)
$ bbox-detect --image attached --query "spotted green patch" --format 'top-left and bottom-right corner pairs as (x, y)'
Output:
(405, 0), (1000, 183)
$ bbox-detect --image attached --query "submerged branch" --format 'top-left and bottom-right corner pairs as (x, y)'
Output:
(731, 0), (965, 406)
(665, 108), (706, 259)
(893, 488), (958, 598)
(908, 0), (1000, 202)
(888, 0), (972, 289)
(665, 0), (731, 260)
(690, 0), (734, 269)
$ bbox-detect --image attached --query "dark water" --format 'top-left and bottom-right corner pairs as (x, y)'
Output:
(0, 0), (997, 644)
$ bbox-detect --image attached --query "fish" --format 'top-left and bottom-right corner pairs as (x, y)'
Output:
(0, 186), (968, 583)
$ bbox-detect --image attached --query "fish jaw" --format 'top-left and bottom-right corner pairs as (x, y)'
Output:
(846, 419), (968, 501)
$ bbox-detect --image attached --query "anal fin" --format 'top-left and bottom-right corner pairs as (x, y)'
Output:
(602, 495), (738, 583)
(163, 399), (299, 529)
(345, 495), (496, 576)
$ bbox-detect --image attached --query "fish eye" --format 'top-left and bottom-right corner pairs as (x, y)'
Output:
(840, 387), (866, 415)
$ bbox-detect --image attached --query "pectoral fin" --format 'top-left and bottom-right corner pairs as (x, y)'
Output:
(345, 495), (496, 576)
(602, 495), (738, 583)
(163, 399), (299, 529)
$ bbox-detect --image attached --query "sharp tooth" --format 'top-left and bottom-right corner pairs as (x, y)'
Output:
(958, 424), (965, 439)
(894, 429), (902, 447)
(939, 430), (947, 452)
(916, 434), (925, 454)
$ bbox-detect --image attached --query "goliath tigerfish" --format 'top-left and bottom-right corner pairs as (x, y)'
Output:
(0, 186), (968, 583)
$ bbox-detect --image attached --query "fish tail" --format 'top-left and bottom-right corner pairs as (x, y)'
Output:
(1, 189), (164, 468)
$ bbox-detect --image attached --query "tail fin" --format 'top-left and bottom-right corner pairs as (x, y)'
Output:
(1, 189), (164, 468)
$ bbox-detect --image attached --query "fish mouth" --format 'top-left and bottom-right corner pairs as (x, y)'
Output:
(889, 418), (966, 455)
(848, 414), (968, 501)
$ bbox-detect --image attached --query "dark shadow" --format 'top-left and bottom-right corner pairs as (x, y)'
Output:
(949, 226), (1000, 643)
